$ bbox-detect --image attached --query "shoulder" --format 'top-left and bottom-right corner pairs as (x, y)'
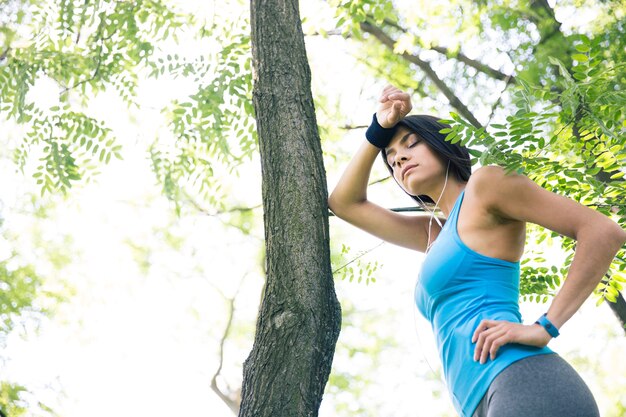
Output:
(467, 164), (616, 241)
(468, 164), (511, 188)
(467, 164), (536, 222)
(464, 165), (517, 224)
(466, 163), (511, 197)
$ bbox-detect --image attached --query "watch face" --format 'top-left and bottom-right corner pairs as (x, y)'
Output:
(536, 315), (559, 337)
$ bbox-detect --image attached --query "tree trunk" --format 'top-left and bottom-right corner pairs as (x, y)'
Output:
(606, 289), (626, 334)
(240, 1), (342, 416)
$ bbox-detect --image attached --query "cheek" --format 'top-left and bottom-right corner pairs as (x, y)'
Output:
(393, 168), (403, 184)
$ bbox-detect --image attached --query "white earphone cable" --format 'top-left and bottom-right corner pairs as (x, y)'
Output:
(411, 160), (451, 382)
(422, 160), (451, 254)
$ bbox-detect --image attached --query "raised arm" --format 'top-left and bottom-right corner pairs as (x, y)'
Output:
(328, 85), (442, 253)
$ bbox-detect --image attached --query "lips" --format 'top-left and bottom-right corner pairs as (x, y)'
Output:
(402, 164), (418, 180)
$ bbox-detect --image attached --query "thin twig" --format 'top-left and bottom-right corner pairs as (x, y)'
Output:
(0, 47), (10, 61)
(486, 72), (515, 127)
(332, 240), (385, 274)
(380, 17), (516, 84)
(360, 20), (483, 129)
(210, 273), (247, 415)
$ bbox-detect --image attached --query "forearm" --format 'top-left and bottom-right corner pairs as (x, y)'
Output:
(328, 140), (380, 211)
(546, 223), (626, 330)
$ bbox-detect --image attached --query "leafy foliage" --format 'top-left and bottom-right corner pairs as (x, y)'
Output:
(0, 382), (27, 417)
(2, 0), (626, 414)
(327, 0), (626, 310)
(149, 24), (256, 216)
(0, 223), (67, 415)
(332, 242), (382, 285)
(0, 0), (186, 195)
(438, 34), (626, 307)
(324, 299), (401, 417)
(0, 261), (42, 335)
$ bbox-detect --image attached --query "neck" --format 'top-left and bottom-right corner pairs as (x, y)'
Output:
(428, 181), (467, 218)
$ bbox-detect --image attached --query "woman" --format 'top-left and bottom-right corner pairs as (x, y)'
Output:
(327, 84), (626, 417)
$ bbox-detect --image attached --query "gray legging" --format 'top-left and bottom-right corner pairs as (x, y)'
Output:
(472, 352), (600, 417)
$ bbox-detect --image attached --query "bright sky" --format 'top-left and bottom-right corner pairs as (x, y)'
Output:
(1, 1), (625, 416)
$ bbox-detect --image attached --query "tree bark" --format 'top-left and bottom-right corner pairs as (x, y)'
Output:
(240, 1), (342, 416)
(607, 290), (626, 334)
(531, 0), (626, 332)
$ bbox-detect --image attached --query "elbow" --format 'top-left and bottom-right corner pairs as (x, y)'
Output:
(327, 194), (342, 217)
(328, 190), (367, 218)
(604, 223), (626, 250)
(576, 222), (626, 250)
(616, 226), (626, 247)
(328, 193), (355, 218)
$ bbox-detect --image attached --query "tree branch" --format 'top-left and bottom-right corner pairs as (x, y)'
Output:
(329, 205), (426, 217)
(486, 72), (515, 126)
(380, 18), (516, 84)
(188, 200), (262, 217)
(60, 54), (103, 96)
(360, 20), (483, 128)
(0, 47), (10, 62)
(352, 53), (429, 98)
(338, 124), (368, 130)
(210, 274), (247, 415)
(305, 28), (344, 37)
(606, 288), (626, 335)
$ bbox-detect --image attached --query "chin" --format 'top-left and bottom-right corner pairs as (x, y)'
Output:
(405, 187), (421, 197)
(403, 181), (420, 196)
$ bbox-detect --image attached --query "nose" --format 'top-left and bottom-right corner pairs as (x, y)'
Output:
(395, 153), (408, 169)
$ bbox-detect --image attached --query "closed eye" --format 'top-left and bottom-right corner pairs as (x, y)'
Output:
(388, 139), (420, 167)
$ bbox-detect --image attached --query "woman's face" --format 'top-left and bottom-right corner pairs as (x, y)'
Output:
(384, 127), (446, 196)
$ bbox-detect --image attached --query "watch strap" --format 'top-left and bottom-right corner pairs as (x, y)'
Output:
(535, 313), (560, 338)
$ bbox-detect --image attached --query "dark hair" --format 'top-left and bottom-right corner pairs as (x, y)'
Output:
(380, 114), (473, 212)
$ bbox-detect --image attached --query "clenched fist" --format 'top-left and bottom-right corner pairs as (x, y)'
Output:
(376, 84), (413, 128)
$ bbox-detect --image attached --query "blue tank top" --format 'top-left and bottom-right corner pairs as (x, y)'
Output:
(414, 188), (554, 417)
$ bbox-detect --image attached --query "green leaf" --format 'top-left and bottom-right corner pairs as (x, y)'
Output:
(574, 43), (590, 53)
